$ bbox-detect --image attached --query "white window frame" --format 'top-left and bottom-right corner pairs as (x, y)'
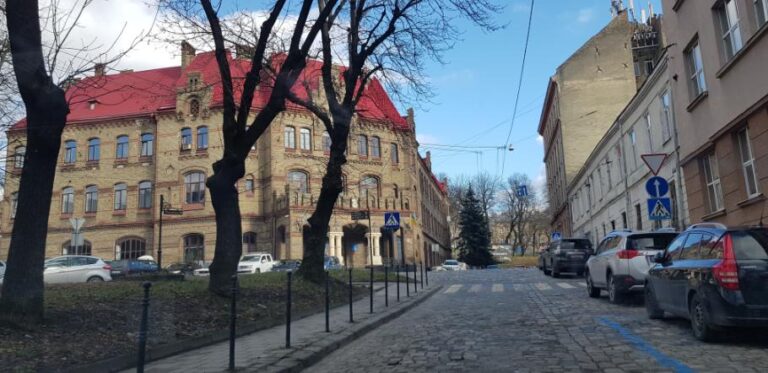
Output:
(718, 0), (743, 59)
(660, 90), (673, 143)
(645, 112), (654, 152)
(299, 128), (312, 150)
(114, 183), (127, 211)
(702, 154), (724, 212)
(757, 0), (768, 26)
(62, 187), (74, 214)
(737, 128), (760, 198)
(686, 41), (707, 97)
(284, 126), (296, 149)
(629, 129), (638, 170)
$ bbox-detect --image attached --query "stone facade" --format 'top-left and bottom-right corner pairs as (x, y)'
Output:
(0, 47), (451, 268)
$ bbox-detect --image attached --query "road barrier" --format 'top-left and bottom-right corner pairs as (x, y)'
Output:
(420, 262), (424, 290)
(325, 271), (330, 332)
(406, 264), (410, 297)
(136, 282), (151, 373)
(384, 267), (389, 307)
(348, 269), (354, 323)
(286, 271), (292, 348)
(228, 275), (238, 371)
(396, 265), (401, 302)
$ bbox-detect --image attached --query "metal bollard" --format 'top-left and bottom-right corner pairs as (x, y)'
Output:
(286, 271), (292, 348)
(420, 262), (424, 290)
(136, 282), (152, 373)
(406, 264), (410, 297)
(384, 266), (389, 307)
(369, 266), (374, 314)
(413, 264), (418, 294)
(228, 275), (238, 371)
(348, 268), (354, 323)
(425, 262), (429, 287)
(325, 270), (330, 333)
(396, 265), (400, 302)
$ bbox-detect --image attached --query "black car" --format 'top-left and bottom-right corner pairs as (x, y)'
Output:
(165, 262), (203, 275)
(645, 223), (768, 341)
(272, 260), (301, 272)
(539, 238), (593, 277)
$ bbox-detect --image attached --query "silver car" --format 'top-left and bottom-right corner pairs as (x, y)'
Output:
(585, 230), (677, 303)
(442, 259), (461, 271)
(43, 255), (113, 283)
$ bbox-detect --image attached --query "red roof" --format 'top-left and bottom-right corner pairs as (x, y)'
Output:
(11, 51), (408, 130)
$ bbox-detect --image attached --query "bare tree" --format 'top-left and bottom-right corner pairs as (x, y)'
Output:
(472, 171), (499, 222)
(501, 173), (536, 256)
(286, 0), (502, 282)
(441, 173), (467, 248)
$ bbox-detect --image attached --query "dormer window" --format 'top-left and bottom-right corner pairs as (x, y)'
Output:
(189, 98), (200, 117)
(188, 75), (200, 88)
(88, 99), (97, 110)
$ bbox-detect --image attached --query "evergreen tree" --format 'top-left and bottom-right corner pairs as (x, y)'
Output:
(458, 186), (495, 267)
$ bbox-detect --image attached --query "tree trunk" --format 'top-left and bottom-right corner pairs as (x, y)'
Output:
(206, 159), (245, 295)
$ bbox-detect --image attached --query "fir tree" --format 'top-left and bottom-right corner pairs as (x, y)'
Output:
(458, 186), (495, 267)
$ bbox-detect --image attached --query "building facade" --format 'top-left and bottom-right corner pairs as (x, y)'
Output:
(0, 44), (452, 267)
(662, 0), (768, 226)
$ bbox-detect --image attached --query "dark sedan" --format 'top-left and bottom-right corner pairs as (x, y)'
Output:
(272, 260), (301, 272)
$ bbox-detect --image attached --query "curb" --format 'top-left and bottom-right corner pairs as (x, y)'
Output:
(249, 285), (442, 373)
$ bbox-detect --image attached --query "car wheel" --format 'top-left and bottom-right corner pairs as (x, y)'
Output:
(690, 293), (718, 342)
(576, 271), (584, 277)
(542, 262), (551, 276)
(255, 268), (261, 274)
(87, 276), (104, 283)
(551, 263), (560, 278)
(607, 274), (623, 304)
(586, 271), (600, 298)
(645, 283), (664, 319)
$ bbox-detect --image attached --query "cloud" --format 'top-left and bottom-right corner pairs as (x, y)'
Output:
(576, 8), (595, 24)
(536, 135), (544, 144)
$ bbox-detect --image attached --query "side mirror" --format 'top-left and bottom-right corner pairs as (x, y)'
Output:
(652, 252), (666, 264)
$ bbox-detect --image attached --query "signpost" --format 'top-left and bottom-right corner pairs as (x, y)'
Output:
(68, 217), (85, 255)
(551, 232), (561, 241)
(641, 153), (668, 175)
(158, 195), (183, 268)
(384, 212), (401, 230)
(516, 185), (529, 198)
(644, 176), (672, 221)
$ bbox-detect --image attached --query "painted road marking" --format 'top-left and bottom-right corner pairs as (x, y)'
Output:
(577, 282), (588, 287)
(492, 284), (504, 293)
(597, 317), (693, 373)
(557, 282), (575, 289)
(444, 285), (463, 294)
(534, 283), (552, 291)
(469, 284), (482, 293)
(513, 284), (527, 292)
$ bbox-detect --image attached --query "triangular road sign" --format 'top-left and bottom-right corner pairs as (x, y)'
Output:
(641, 153), (668, 175)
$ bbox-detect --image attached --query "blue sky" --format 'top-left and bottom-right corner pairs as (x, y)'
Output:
(412, 0), (663, 191)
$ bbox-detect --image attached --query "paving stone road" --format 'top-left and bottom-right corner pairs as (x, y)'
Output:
(310, 267), (768, 373)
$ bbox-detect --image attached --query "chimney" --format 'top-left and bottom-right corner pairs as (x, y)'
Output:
(94, 63), (106, 77)
(406, 107), (415, 130)
(181, 41), (196, 68)
(425, 151), (432, 171)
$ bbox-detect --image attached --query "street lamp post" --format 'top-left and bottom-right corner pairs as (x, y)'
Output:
(158, 195), (183, 268)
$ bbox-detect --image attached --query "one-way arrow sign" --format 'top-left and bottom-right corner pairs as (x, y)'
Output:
(641, 153), (668, 175)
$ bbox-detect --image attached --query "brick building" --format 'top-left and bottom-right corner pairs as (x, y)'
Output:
(0, 43), (451, 268)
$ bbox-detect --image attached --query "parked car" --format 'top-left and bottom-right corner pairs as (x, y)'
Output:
(645, 223), (768, 341)
(585, 229), (678, 303)
(166, 262), (203, 275)
(540, 238), (593, 277)
(109, 259), (159, 278)
(442, 259), (461, 271)
(237, 253), (275, 274)
(0, 260), (5, 281)
(193, 262), (211, 276)
(324, 256), (343, 270)
(272, 260), (302, 272)
(43, 255), (112, 283)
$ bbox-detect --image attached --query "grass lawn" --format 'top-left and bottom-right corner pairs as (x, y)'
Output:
(501, 256), (540, 268)
(0, 269), (387, 372)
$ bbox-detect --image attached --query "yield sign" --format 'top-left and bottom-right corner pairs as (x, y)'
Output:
(641, 153), (668, 175)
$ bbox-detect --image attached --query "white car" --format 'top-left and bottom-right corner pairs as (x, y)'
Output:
(0, 260), (6, 281)
(193, 262), (211, 276)
(238, 253), (275, 274)
(442, 260), (461, 271)
(43, 255), (113, 283)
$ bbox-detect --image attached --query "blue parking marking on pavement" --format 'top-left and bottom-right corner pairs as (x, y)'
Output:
(596, 317), (694, 373)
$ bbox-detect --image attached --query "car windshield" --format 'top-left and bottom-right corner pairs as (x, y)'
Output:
(444, 260), (458, 265)
(628, 233), (677, 251)
(241, 255), (260, 262)
(732, 230), (768, 260)
(560, 240), (592, 251)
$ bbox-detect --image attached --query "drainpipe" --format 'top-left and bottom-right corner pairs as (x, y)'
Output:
(668, 64), (687, 230)
(619, 120), (632, 230)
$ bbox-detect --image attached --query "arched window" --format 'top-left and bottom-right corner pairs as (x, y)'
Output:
(287, 170), (309, 193)
(10, 192), (18, 218)
(197, 126), (208, 150)
(340, 174), (347, 196)
(14, 146), (25, 169)
(61, 187), (74, 214)
(114, 183), (127, 210)
(284, 126), (296, 149)
(138, 181), (152, 209)
(62, 240), (92, 256)
(180, 128), (192, 149)
(357, 135), (368, 156)
(242, 232), (257, 253)
(299, 128), (311, 150)
(184, 234), (205, 263)
(322, 131), (331, 153)
(87, 138), (100, 161)
(64, 140), (77, 163)
(116, 135), (129, 159)
(244, 176), (255, 193)
(85, 185), (98, 213)
(116, 237), (147, 260)
(184, 172), (206, 204)
(359, 176), (380, 198)
(140, 133), (154, 157)
(371, 136), (381, 158)
(189, 98), (200, 116)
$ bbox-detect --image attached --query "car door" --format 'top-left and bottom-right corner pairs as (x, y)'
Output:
(670, 233), (703, 314)
(594, 236), (618, 287)
(589, 238), (609, 285)
(650, 234), (687, 309)
(64, 256), (90, 282)
(44, 257), (70, 283)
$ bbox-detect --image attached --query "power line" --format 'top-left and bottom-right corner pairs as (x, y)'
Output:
(500, 0), (536, 177)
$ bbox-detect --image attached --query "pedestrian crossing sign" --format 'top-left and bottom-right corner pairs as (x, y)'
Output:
(384, 212), (400, 230)
(647, 198), (672, 221)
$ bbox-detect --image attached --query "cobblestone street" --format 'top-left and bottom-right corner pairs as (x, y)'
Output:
(310, 268), (768, 372)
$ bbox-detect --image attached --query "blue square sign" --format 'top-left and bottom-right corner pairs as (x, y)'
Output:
(647, 198), (672, 221)
(384, 212), (400, 229)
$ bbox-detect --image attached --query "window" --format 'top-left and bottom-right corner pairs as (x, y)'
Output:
(11, 192), (18, 218)
(645, 113), (653, 152)
(87, 138), (100, 162)
(184, 234), (205, 263)
(702, 153), (724, 212)
(358, 135), (368, 156)
(114, 183), (127, 210)
(717, 0), (743, 60)
(245, 176), (254, 193)
(660, 91), (673, 143)
(64, 140), (76, 164)
(665, 234), (688, 260)
(391, 143), (399, 164)
(685, 40), (707, 97)
(141, 133), (154, 157)
(284, 126), (296, 149)
(185, 172), (206, 204)
(371, 136), (381, 158)
(14, 146), (25, 168)
(605, 158), (612, 188)
(138, 181), (152, 209)
(629, 130), (638, 170)
(680, 233), (703, 260)
(116, 135), (129, 159)
(243, 232), (257, 253)
(635, 204), (643, 230)
(299, 128), (311, 150)
(737, 128), (759, 198)
(757, 0), (768, 26)
(181, 128), (192, 149)
(393, 184), (399, 198)
(61, 187), (74, 214)
(189, 98), (200, 116)
(117, 237), (147, 260)
(322, 131), (331, 152)
(62, 240), (92, 256)
(197, 126), (208, 150)
(359, 176), (379, 198)
(644, 60), (654, 75)
(85, 185), (98, 213)
(287, 171), (309, 193)
(621, 212), (627, 229)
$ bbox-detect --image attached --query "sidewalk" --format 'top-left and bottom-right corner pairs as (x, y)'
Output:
(124, 281), (439, 372)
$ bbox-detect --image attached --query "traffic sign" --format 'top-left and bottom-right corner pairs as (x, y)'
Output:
(516, 185), (529, 197)
(647, 198), (673, 221)
(645, 176), (669, 198)
(69, 217), (85, 233)
(641, 153), (668, 175)
(351, 211), (369, 220)
(551, 232), (561, 241)
(164, 208), (183, 215)
(384, 212), (400, 229)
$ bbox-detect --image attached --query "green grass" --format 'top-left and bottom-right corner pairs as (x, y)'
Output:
(329, 268), (409, 283)
(500, 256), (539, 268)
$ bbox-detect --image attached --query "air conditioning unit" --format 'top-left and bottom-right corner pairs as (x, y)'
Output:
(180, 143), (192, 150)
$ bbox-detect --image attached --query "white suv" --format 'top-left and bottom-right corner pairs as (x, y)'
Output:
(238, 253), (275, 274)
(43, 255), (113, 283)
(585, 230), (677, 303)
